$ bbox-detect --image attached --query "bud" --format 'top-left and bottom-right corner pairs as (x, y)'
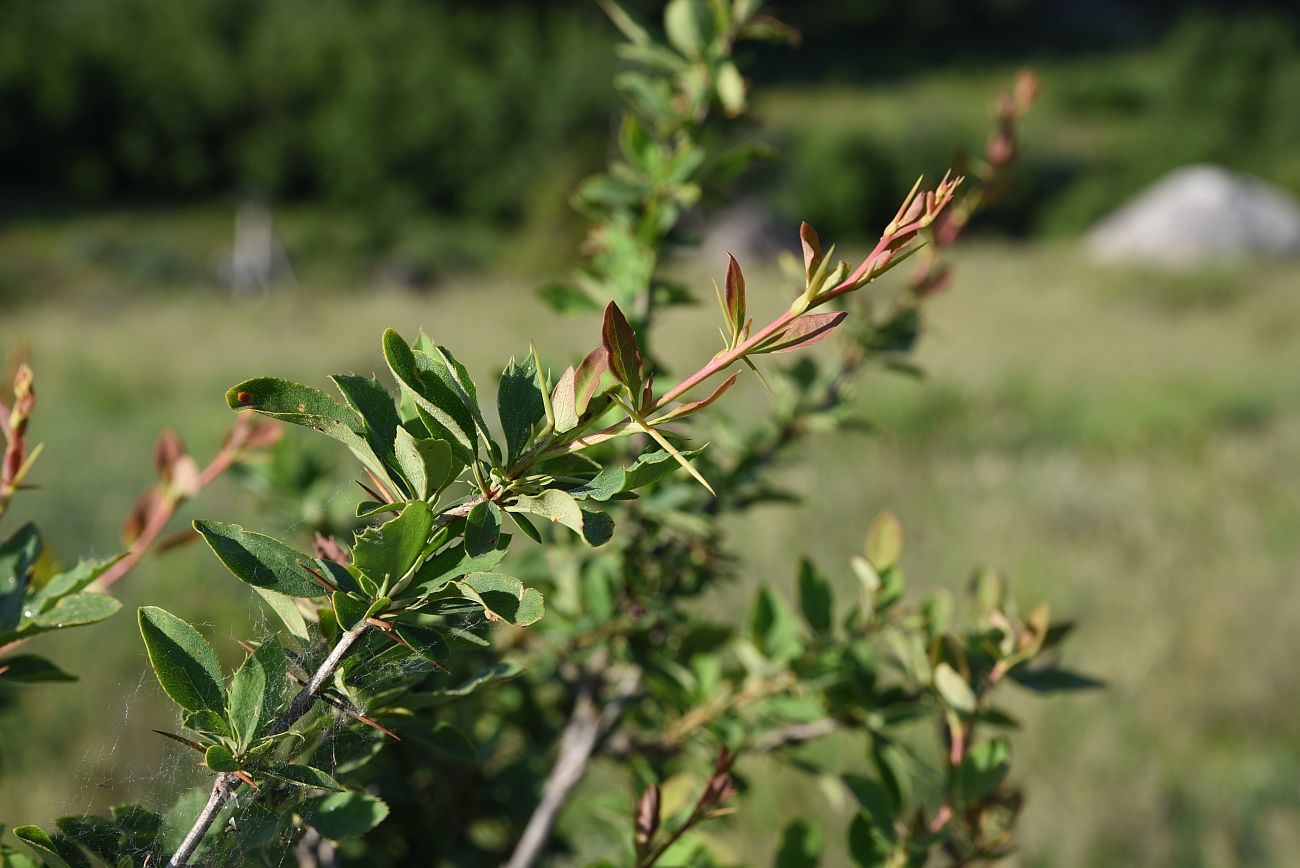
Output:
(315, 533), (349, 564)
(154, 430), (186, 482)
(634, 784), (661, 850)
(1013, 69), (1040, 115)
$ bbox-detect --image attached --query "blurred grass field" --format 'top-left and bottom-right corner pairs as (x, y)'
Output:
(2, 239), (1298, 865)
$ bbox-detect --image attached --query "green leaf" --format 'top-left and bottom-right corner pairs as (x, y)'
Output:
(382, 330), (476, 462)
(28, 594), (119, 630)
(231, 801), (280, 850)
(599, 0), (651, 45)
(400, 537), (511, 599)
(960, 737), (1011, 801)
(260, 763), (345, 791)
(507, 490), (614, 546)
(866, 512), (903, 571)
(842, 775), (895, 825)
(393, 428), (455, 500)
(0, 523), (41, 631)
(351, 501), (434, 590)
(797, 559), (833, 634)
(194, 520), (326, 599)
(138, 607), (225, 715)
(226, 377), (392, 487)
(664, 0), (712, 59)
(54, 816), (125, 866)
(159, 789), (212, 857)
(333, 592), (371, 631)
(228, 636), (287, 749)
(871, 739), (911, 811)
(0, 655), (76, 683)
(252, 587), (310, 647)
(300, 793), (390, 840)
(13, 825), (84, 868)
(404, 720), (478, 763)
(412, 661), (522, 703)
(182, 709), (231, 739)
(774, 819), (822, 868)
(601, 302), (643, 398)
(0, 844), (41, 868)
(750, 586), (802, 665)
(846, 813), (892, 868)
(498, 355), (546, 464)
(391, 616), (449, 665)
(933, 662), (977, 714)
(539, 282), (603, 314)
(455, 572), (544, 626)
(1008, 666), (1105, 693)
(623, 448), (701, 491)
(715, 60), (747, 115)
(30, 555), (123, 613)
(204, 744), (238, 772)
(330, 374), (401, 461)
(465, 501), (502, 557)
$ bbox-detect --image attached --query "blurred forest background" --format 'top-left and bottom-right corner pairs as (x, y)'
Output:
(3, 1), (1300, 865)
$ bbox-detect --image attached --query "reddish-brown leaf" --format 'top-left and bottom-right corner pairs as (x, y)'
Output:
(601, 302), (643, 396)
(761, 311), (848, 354)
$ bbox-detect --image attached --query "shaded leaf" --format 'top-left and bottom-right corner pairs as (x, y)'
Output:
(301, 793), (390, 840)
(138, 607), (225, 714)
(381, 330), (476, 462)
(0, 655), (76, 683)
(393, 428), (456, 500)
(507, 490), (614, 546)
(194, 520), (326, 599)
(465, 501), (502, 557)
(0, 523), (40, 631)
(1008, 666), (1105, 693)
(260, 763), (345, 791)
(498, 355), (546, 463)
(750, 586), (802, 664)
(454, 572), (544, 626)
(330, 374), (400, 460)
(775, 819), (822, 868)
(351, 501), (434, 589)
(960, 737), (1011, 801)
(797, 559), (833, 634)
(400, 537), (511, 599)
(228, 636), (287, 749)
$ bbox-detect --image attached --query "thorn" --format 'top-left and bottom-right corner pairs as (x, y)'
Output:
(153, 730), (207, 755)
(297, 559), (340, 594)
(356, 479), (386, 504)
(363, 468), (396, 504)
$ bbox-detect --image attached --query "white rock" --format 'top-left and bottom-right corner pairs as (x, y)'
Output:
(1085, 164), (1300, 267)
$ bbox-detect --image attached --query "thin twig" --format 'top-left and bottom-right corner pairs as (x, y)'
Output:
(166, 624), (370, 867)
(504, 661), (640, 868)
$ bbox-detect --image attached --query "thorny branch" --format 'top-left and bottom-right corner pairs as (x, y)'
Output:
(166, 623), (370, 868)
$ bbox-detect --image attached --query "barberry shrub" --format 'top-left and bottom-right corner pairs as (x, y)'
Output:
(0, 3), (1092, 867)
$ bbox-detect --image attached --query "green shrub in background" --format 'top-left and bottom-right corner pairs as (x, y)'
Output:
(0, 0), (614, 222)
